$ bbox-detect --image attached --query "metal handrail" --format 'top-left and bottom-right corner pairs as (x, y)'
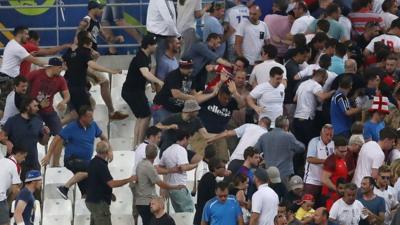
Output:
(0, 25), (146, 32)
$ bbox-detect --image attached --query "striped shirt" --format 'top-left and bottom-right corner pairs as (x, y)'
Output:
(348, 10), (384, 35)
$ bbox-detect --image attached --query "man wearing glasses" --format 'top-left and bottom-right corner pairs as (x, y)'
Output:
(374, 165), (399, 225)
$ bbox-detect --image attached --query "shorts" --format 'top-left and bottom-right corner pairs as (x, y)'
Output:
(188, 132), (207, 157)
(168, 188), (194, 213)
(0, 200), (10, 225)
(65, 156), (90, 195)
(69, 87), (91, 112)
(101, 0), (124, 23)
(87, 71), (108, 85)
(121, 89), (150, 118)
(39, 111), (62, 136)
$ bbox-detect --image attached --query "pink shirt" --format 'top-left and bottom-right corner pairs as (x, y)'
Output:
(264, 14), (291, 57)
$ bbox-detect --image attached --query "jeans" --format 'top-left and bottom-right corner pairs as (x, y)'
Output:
(168, 188), (194, 212)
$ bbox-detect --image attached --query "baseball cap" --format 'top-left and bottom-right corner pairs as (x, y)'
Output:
(25, 170), (42, 182)
(349, 134), (365, 146)
(48, 57), (63, 67)
(182, 100), (201, 113)
(142, 34), (157, 47)
(88, 1), (105, 10)
(179, 58), (193, 69)
(266, 166), (281, 184)
(301, 194), (315, 203)
(254, 168), (269, 182)
(288, 175), (304, 191)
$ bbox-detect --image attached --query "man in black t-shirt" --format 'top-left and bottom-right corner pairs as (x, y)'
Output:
(153, 59), (195, 124)
(63, 31), (120, 118)
(149, 197), (176, 225)
(122, 34), (164, 147)
(85, 141), (134, 225)
(199, 84), (242, 162)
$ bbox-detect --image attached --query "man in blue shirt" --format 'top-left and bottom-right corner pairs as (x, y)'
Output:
(14, 170), (42, 225)
(328, 43), (347, 75)
(41, 105), (110, 199)
(202, 181), (244, 225)
(203, 3), (226, 57)
(330, 75), (361, 137)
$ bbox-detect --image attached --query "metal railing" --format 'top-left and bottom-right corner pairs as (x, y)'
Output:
(0, 1), (148, 51)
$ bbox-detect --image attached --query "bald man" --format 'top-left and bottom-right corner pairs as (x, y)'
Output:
(330, 59), (365, 98)
(234, 4), (270, 66)
(149, 197), (176, 225)
(312, 207), (336, 225)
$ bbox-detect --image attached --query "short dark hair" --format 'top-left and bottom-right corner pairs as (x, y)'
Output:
(259, 117), (272, 129)
(335, 42), (348, 57)
(12, 146), (28, 155)
(339, 74), (353, 89)
(380, 127), (397, 141)
(293, 33), (306, 48)
(145, 126), (161, 138)
(319, 54), (332, 69)
(273, 0), (288, 12)
(262, 44), (278, 59)
(293, 46), (309, 57)
(390, 18), (400, 29)
(326, 3), (340, 16)
(215, 181), (229, 191)
(218, 84), (231, 96)
(14, 75), (28, 87)
(351, 121), (364, 134)
(333, 136), (348, 147)
(312, 32), (329, 43)
(28, 30), (40, 41)
(382, 0), (395, 12)
(206, 33), (222, 42)
(235, 56), (250, 69)
(362, 176), (376, 187)
(313, 69), (328, 79)
(325, 38), (337, 49)
(336, 177), (347, 186)
(18, 96), (36, 113)
(270, 66), (284, 77)
(175, 129), (190, 141)
(77, 30), (92, 47)
(78, 105), (93, 118)
(208, 157), (223, 172)
(204, 147), (216, 160)
(232, 173), (248, 186)
(316, 19), (330, 33)
(344, 183), (358, 191)
(13, 26), (28, 36)
(243, 147), (258, 159)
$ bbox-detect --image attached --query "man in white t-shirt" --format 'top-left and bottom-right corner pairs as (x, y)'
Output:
(235, 4), (270, 65)
(290, 1), (315, 35)
(249, 44), (287, 87)
(364, 18), (400, 55)
(303, 124), (334, 201)
(250, 168), (279, 225)
(381, 0), (398, 30)
(0, 26), (46, 112)
(0, 147), (27, 225)
(0, 76), (28, 126)
(330, 183), (365, 225)
(224, 0), (250, 60)
(206, 117), (270, 171)
(247, 66), (286, 127)
(352, 127), (397, 187)
(374, 165), (399, 225)
(293, 69), (335, 146)
(158, 129), (198, 212)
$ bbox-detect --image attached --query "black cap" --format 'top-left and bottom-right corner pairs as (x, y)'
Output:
(88, 1), (105, 10)
(141, 34), (157, 47)
(48, 57), (63, 66)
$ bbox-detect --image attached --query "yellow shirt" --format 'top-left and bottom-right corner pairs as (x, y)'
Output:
(295, 207), (315, 221)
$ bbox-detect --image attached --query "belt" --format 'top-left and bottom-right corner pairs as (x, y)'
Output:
(147, 32), (174, 40)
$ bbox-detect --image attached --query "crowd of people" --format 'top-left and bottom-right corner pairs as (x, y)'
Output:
(2, 0), (400, 225)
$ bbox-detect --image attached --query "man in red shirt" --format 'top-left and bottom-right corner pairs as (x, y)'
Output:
(20, 31), (71, 76)
(26, 57), (70, 136)
(321, 136), (349, 210)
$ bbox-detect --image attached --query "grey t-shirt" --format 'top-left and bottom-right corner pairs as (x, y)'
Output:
(135, 159), (161, 205)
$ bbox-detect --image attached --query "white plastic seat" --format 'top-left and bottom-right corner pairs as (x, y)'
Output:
(112, 215), (134, 225)
(94, 104), (109, 123)
(109, 138), (133, 151)
(111, 71), (127, 89)
(42, 216), (71, 225)
(89, 82), (105, 105)
(44, 168), (74, 199)
(110, 192), (132, 215)
(170, 212), (195, 225)
(108, 151), (134, 169)
(43, 199), (72, 221)
(96, 121), (109, 139)
(73, 199), (91, 225)
(109, 120), (135, 139)
(109, 167), (132, 180)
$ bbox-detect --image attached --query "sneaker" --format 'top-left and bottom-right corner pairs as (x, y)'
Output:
(57, 186), (69, 200)
(109, 111), (129, 120)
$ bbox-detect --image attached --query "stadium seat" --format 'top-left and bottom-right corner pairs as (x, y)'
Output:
(42, 216), (71, 225)
(94, 104), (109, 123)
(170, 212), (195, 225)
(109, 120), (135, 139)
(73, 199), (90, 225)
(110, 192), (132, 215)
(112, 215), (134, 225)
(96, 121), (109, 139)
(43, 199), (72, 221)
(89, 84), (105, 105)
(109, 138), (133, 151)
(109, 166), (132, 180)
(44, 167), (74, 199)
(108, 150), (134, 169)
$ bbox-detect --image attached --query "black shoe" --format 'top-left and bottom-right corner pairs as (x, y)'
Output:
(57, 186), (69, 200)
